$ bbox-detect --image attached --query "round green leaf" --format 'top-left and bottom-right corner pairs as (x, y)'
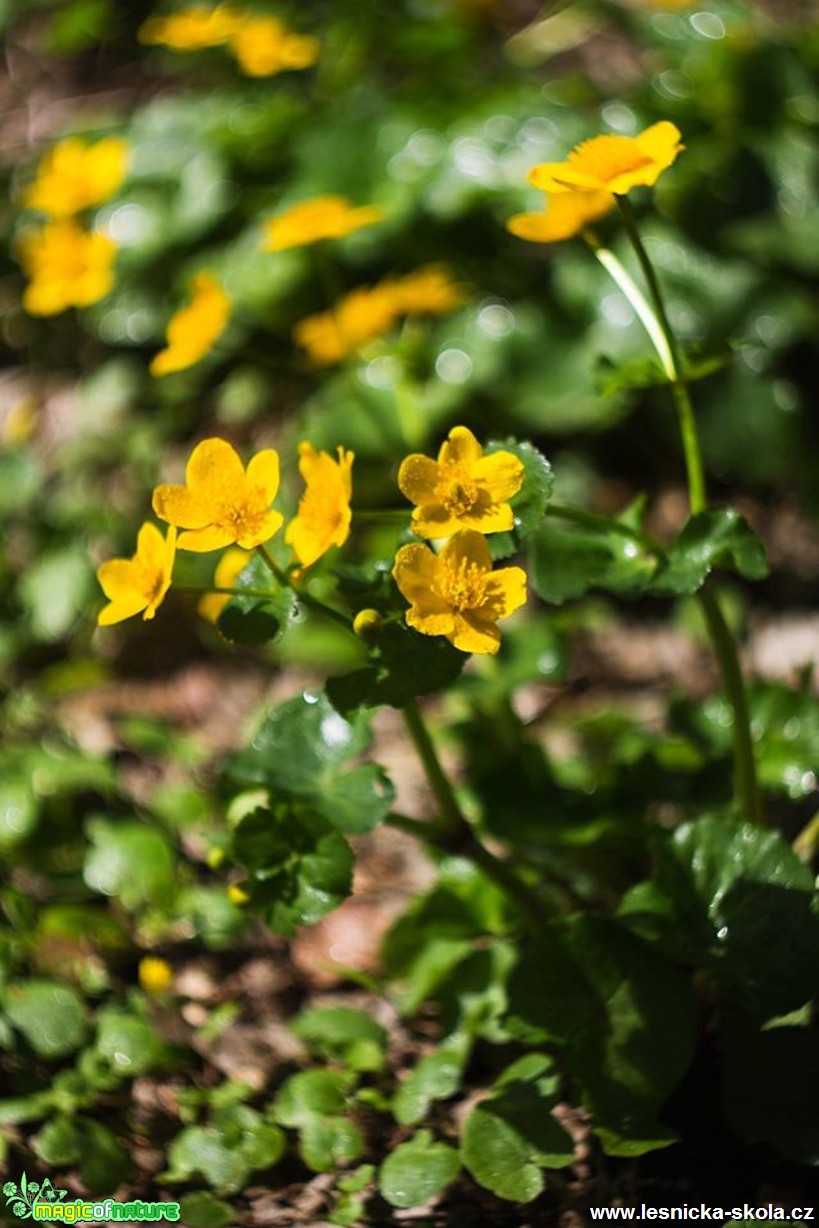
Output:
(379, 1129), (460, 1209)
(4, 980), (87, 1058)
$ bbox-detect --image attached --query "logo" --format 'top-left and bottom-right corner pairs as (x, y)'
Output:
(3, 1174), (181, 1222)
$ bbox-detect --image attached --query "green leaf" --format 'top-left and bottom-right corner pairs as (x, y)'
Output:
(4, 979), (87, 1058)
(393, 1047), (466, 1126)
(95, 1007), (168, 1076)
(722, 1028), (819, 1165)
(83, 817), (175, 910)
(0, 777), (37, 850)
(528, 516), (656, 604)
(327, 620), (465, 714)
(300, 1114), (365, 1173)
(291, 1006), (387, 1072)
(231, 804), (353, 934)
(621, 816), (819, 1025)
(594, 354), (666, 398)
(651, 509), (769, 595)
(485, 438), (553, 559)
(379, 1129), (460, 1209)
(166, 1107), (285, 1194)
(566, 917), (698, 1131)
(18, 547), (93, 641)
(178, 1192), (237, 1228)
(216, 554), (296, 646)
(461, 1082), (574, 1203)
(272, 1070), (355, 1126)
(34, 1115), (81, 1166)
(505, 924), (601, 1047)
(228, 693), (394, 834)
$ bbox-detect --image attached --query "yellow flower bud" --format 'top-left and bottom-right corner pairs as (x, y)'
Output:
(228, 882), (250, 906)
(138, 956), (174, 995)
(353, 608), (383, 640)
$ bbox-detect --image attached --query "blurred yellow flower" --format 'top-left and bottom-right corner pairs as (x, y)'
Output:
(261, 195), (383, 252)
(294, 265), (464, 365)
(528, 121), (683, 196)
(285, 443), (354, 568)
(386, 265), (467, 315)
(153, 437), (284, 552)
(96, 523), (176, 626)
(139, 4), (242, 49)
(22, 137), (128, 218)
(138, 956), (174, 994)
(150, 272), (231, 377)
(506, 187), (614, 243)
(18, 219), (116, 316)
(399, 425), (523, 539)
(230, 14), (319, 77)
(393, 530), (526, 655)
(294, 285), (397, 366)
(198, 546), (251, 623)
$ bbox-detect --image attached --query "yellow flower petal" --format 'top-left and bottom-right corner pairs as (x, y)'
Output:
(261, 195), (384, 251)
(506, 188), (615, 243)
(528, 122), (683, 195)
(438, 425), (482, 468)
(229, 15), (319, 77)
(96, 523), (176, 626)
(440, 528), (493, 572)
(245, 449), (281, 504)
(398, 455), (441, 506)
(472, 451), (525, 503)
(450, 612), (501, 655)
(139, 4), (243, 49)
(17, 220), (116, 317)
(285, 443), (354, 568)
(198, 547), (251, 623)
(22, 136), (129, 218)
(150, 272), (231, 376)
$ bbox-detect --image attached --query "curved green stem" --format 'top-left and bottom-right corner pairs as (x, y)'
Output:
(698, 588), (762, 825)
(256, 544), (353, 633)
(586, 199), (761, 824)
(401, 701), (554, 925)
(613, 198), (707, 515)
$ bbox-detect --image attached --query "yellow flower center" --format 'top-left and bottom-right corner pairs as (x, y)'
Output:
(218, 494), (269, 538)
(439, 557), (487, 612)
(441, 467), (479, 518)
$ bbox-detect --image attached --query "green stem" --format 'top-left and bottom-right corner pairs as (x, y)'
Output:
(614, 197), (707, 514)
(175, 585), (274, 599)
(401, 701), (554, 925)
(351, 507), (410, 522)
(698, 588), (762, 825)
(589, 199), (761, 824)
(255, 544), (353, 632)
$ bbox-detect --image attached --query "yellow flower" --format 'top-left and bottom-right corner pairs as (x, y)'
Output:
(17, 219), (116, 316)
(138, 956), (174, 994)
(153, 437), (284, 552)
(22, 137), (128, 218)
(229, 14), (319, 77)
(198, 547), (251, 623)
(261, 195), (383, 252)
(398, 425), (524, 539)
(393, 530), (526, 655)
(150, 272), (231, 377)
(139, 4), (243, 50)
(96, 522), (176, 626)
(506, 187), (614, 243)
(528, 121), (683, 196)
(285, 443), (354, 568)
(385, 265), (467, 315)
(294, 285), (397, 366)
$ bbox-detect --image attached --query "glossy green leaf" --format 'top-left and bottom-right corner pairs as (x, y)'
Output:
(651, 509), (769, 595)
(327, 620), (465, 714)
(228, 693), (394, 833)
(4, 980), (87, 1058)
(528, 516), (656, 604)
(291, 1006), (387, 1072)
(83, 817), (175, 910)
(461, 1081), (574, 1203)
(393, 1046), (467, 1126)
(95, 1007), (168, 1076)
(231, 804), (353, 934)
(216, 554), (296, 646)
(379, 1129), (460, 1209)
(486, 438), (553, 559)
